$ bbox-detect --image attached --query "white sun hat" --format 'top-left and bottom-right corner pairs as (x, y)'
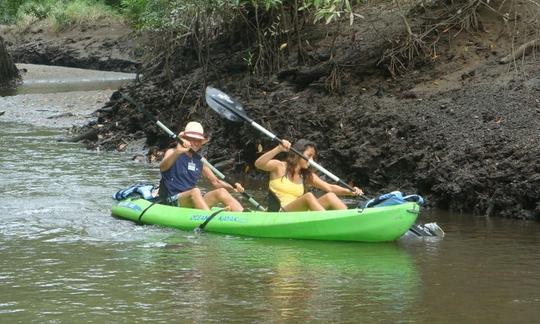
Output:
(180, 121), (206, 140)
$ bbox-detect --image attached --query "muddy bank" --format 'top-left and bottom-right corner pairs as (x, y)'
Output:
(15, 4), (538, 219)
(79, 65), (540, 220)
(1, 21), (141, 72)
(0, 64), (134, 129)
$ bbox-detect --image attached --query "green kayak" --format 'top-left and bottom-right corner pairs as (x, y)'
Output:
(111, 199), (419, 242)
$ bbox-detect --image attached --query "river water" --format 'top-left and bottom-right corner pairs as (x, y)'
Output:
(1, 65), (539, 323)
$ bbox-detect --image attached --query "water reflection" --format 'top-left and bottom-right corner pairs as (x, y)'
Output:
(123, 235), (420, 323)
(2, 231), (419, 322)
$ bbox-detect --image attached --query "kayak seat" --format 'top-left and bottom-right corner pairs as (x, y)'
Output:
(267, 190), (283, 212)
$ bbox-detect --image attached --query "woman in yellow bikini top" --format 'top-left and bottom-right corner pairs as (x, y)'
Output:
(255, 139), (363, 212)
(268, 174), (305, 207)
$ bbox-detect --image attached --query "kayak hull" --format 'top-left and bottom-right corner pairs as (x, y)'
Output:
(111, 199), (419, 242)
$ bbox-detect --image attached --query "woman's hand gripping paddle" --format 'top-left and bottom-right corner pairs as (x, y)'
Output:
(205, 88), (439, 237)
(204, 86), (362, 196)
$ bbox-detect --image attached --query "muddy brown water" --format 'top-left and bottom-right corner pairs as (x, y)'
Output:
(1, 66), (539, 323)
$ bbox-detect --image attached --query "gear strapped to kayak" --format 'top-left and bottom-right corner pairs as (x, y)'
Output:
(113, 183), (158, 201)
(361, 191), (444, 238)
(361, 191), (424, 208)
(113, 183), (162, 222)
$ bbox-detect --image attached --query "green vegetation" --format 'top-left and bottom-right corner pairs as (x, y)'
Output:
(51, 1), (121, 30)
(114, 0), (365, 79)
(1, 0), (360, 30)
(1, 0), (122, 30)
(0, 0), (364, 83)
(120, 0), (361, 30)
(5, 0), (522, 79)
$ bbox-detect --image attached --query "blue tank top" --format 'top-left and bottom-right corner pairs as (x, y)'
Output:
(161, 153), (203, 196)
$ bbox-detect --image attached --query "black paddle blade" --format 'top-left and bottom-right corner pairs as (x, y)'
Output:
(205, 86), (248, 123)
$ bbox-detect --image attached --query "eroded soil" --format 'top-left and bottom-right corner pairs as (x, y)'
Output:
(4, 4), (539, 219)
(1, 20), (142, 72)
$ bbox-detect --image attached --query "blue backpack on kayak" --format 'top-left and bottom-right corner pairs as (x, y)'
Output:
(113, 183), (157, 201)
(360, 191), (444, 238)
(361, 191), (425, 208)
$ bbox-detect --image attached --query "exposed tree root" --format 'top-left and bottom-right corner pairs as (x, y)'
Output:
(499, 38), (540, 64)
(0, 36), (20, 86)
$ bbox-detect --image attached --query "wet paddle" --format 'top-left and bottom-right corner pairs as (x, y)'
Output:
(120, 92), (266, 211)
(204, 88), (444, 238)
(205, 86), (359, 194)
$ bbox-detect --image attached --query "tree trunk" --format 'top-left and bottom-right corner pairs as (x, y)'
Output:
(0, 36), (20, 86)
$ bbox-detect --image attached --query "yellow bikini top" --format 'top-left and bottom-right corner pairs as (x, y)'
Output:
(269, 176), (304, 207)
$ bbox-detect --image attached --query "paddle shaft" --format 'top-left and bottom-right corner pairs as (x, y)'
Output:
(213, 99), (356, 192)
(121, 93), (265, 211)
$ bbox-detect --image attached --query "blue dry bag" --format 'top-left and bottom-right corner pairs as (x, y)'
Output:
(113, 184), (157, 201)
(362, 191), (425, 208)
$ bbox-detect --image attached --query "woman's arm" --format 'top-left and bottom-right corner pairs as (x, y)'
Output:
(201, 165), (244, 192)
(159, 143), (190, 172)
(254, 140), (291, 172)
(312, 173), (363, 196)
(202, 164), (231, 189)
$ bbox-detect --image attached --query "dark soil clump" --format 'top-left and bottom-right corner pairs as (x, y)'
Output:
(0, 35), (20, 86)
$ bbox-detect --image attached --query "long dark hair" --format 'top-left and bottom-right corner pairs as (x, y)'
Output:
(284, 139), (317, 188)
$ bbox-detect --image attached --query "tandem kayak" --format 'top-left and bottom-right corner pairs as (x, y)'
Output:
(112, 198), (419, 242)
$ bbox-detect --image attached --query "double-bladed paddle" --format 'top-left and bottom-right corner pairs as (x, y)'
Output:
(205, 86), (359, 194)
(120, 92), (266, 211)
(204, 88), (446, 238)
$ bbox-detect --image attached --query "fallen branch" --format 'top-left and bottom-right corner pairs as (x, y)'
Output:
(65, 128), (98, 142)
(499, 39), (540, 64)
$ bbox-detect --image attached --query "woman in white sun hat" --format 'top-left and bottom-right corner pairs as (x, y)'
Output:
(159, 121), (245, 211)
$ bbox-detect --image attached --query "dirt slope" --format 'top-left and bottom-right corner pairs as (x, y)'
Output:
(5, 4), (538, 219)
(1, 20), (141, 72)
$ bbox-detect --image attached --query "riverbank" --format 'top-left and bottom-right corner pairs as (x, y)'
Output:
(80, 10), (539, 219)
(1, 20), (141, 72)
(3, 5), (539, 220)
(0, 63), (134, 128)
